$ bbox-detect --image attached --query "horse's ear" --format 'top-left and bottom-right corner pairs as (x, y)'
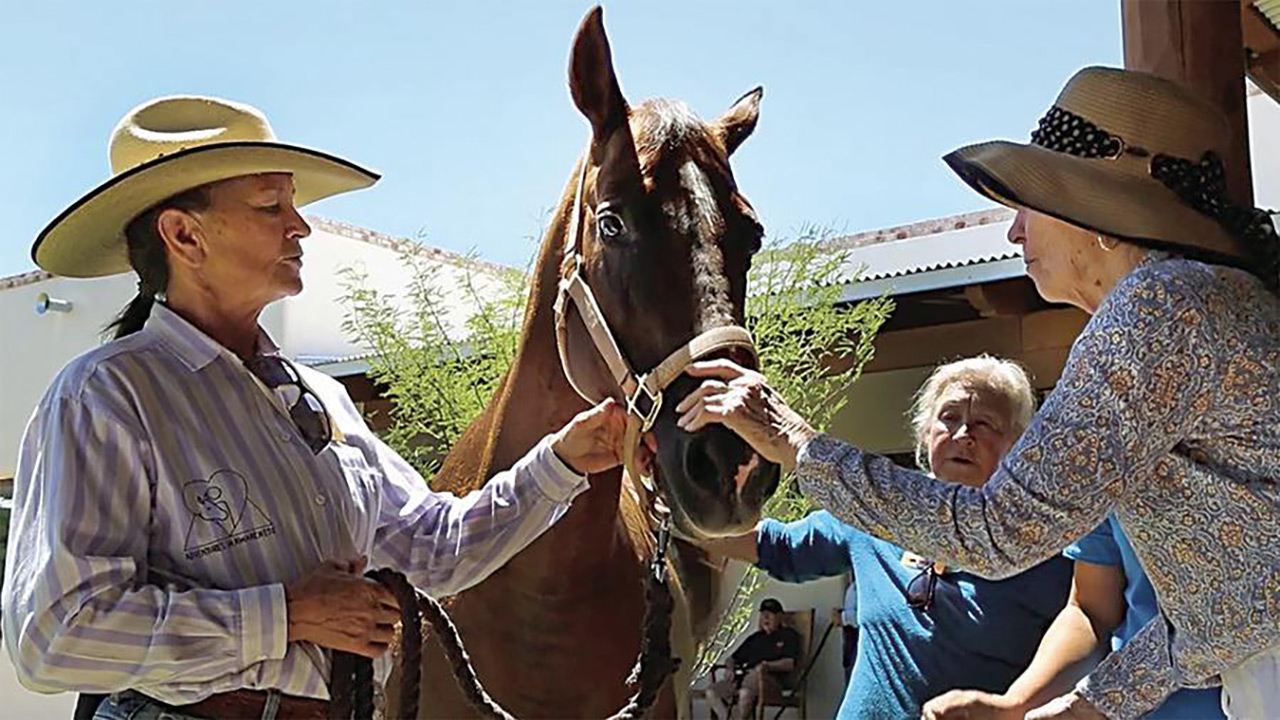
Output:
(569, 6), (629, 140)
(714, 86), (763, 156)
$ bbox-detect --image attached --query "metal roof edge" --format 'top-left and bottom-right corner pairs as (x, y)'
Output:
(0, 270), (54, 290)
(310, 357), (373, 379)
(840, 256), (1026, 302)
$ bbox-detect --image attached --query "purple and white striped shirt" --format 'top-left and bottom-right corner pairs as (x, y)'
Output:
(2, 303), (587, 704)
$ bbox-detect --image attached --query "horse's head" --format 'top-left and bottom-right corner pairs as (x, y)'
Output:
(557, 8), (780, 538)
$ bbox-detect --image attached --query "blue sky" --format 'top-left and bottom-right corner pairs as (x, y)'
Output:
(0, 1), (1121, 277)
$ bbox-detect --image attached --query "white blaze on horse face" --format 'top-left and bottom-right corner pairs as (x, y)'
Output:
(676, 159), (734, 330)
(733, 453), (761, 492)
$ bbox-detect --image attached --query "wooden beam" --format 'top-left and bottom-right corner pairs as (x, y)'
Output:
(1242, 1), (1280, 55)
(963, 277), (1043, 317)
(861, 315), (1023, 375)
(1122, 0), (1253, 205)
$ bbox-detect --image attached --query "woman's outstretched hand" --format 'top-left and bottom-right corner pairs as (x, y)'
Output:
(921, 689), (1023, 720)
(675, 360), (817, 472)
(551, 398), (628, 475)
(1023, 692), (1107, 720)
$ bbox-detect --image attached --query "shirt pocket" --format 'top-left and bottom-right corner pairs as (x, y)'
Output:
(323, 442), (383, 551)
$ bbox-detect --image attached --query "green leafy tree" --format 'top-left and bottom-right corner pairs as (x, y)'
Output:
(339, 229), (892, 677)
(339, 249), (529, 478)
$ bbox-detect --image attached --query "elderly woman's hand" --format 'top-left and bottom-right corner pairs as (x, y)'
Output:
(1024, 693), (1107, 720)
(921, 689), (1023, 720)
(551, 398), (628, 475)
(675, 360), (817, 471)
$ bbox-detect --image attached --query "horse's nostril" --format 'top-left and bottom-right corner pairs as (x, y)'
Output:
(680, 427), (750, 494)
(683, 435), (720, 491)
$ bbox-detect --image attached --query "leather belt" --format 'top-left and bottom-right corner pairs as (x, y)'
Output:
(139, 689), (331, 720)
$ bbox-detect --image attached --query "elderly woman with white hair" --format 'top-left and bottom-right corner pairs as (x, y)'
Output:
(698, 356), (1072, 719)
(678, 67), (1280, 719)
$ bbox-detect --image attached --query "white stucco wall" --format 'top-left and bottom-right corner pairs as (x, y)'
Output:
(0, 274), (285, 479)
(279, 219), (511, 362)
(0, 272), (133, 478)
(1250, 82), (1280, 208)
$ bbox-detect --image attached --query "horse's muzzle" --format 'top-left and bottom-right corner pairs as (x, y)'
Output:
(649, 375), (781, 537)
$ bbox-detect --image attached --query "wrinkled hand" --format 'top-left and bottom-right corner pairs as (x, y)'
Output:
(551, 398), (628, 475)
(285, 557), (400, 658)
(1025, 692), (1107, 720)
(922, 689), (1022, 720)
(675, 360), (816, 471)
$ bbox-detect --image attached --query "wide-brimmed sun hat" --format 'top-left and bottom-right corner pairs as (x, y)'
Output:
(944, 66), (1270, 269)
(32, 95), (380, 278)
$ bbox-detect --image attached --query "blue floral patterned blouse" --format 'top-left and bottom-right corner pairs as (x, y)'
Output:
(796, 255), (1280, 719)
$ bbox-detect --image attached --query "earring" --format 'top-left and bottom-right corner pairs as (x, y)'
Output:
(1097, 235), (1117, 252)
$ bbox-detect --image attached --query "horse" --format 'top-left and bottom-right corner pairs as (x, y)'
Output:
(402, 8), (779, 718)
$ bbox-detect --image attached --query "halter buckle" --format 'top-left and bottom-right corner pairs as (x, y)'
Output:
(627, 377), (663, 433)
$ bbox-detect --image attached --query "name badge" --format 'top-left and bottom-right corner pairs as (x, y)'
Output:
(901, 552), (949, 574)
(900, 551), (930, 570)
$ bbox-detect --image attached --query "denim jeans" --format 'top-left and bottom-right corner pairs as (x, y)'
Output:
(92, 690), (283, 720)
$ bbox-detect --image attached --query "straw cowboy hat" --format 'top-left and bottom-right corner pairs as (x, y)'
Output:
(944, 66), (1259, 266)
(32, 95), (379, 278)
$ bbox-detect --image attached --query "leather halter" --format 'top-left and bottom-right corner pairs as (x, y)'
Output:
(552, 145), (758, 490)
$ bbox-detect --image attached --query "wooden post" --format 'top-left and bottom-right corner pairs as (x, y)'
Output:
(1121, 0), (1253, 205)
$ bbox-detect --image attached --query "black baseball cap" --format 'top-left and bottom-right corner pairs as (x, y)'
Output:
(759, 598), (784, 614)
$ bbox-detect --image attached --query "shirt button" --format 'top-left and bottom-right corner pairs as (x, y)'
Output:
(315, 495), (327, 506)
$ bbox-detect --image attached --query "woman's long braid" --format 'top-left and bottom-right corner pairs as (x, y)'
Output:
(107, 184), (211, 339)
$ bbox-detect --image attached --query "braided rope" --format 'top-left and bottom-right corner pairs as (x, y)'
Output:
(328, 650), (357, 720)
(371, 569), (426, 720)
(604, 571), (680, 720)
(329, 558), (678, 720)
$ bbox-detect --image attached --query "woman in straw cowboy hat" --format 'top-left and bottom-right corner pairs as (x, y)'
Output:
(2, 96), (626, 720)
(674, 67), (1280, 720)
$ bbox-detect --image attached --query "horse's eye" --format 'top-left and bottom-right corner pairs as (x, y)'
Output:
(597, 211), (627, 241)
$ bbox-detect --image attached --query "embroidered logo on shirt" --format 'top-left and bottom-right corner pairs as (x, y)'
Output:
(182, 470), (276, 560)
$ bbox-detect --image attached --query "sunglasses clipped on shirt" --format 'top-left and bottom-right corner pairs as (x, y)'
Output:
(246, 355), (333, 455)
(906, 561), (943, 611)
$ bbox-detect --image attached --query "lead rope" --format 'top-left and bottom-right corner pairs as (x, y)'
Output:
(329, 509), (678, 720)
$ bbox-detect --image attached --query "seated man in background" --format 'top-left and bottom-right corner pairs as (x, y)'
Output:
(705, 598), (800, 720)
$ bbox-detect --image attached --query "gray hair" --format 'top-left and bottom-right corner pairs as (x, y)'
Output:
(909, 355), (1036, 470)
